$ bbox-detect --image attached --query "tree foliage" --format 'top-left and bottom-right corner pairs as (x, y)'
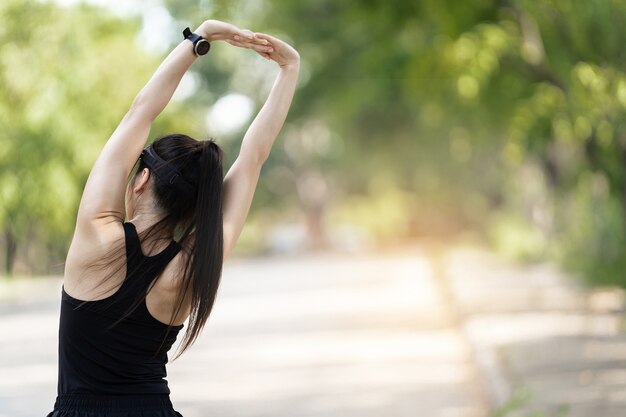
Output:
(3, 0), (626, 285)
(0, 0), (191, 274)
(166, 0), (626, 284)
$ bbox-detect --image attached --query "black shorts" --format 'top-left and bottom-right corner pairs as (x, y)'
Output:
(46, 394), (184, 417)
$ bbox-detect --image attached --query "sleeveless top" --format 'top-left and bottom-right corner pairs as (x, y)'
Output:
(56, 222), (184, 395)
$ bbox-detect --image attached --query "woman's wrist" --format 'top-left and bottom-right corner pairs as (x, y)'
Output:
(196, 20), (224, 42)
(278, 57), (300, 72)
(195, 24), (212, 41)
(279, 62), (300, 72)
(279, 55), (300, 70)
(278, 48), (300, 70)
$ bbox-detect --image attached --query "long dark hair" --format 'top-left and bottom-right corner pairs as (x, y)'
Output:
(85, 133), (224, 359)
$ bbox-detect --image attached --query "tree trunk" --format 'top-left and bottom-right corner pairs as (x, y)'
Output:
(621, 143), (626, 229)
(304, 205), (327, 250)
(5, 228), (17, 276)
(296, 171), (330, 251)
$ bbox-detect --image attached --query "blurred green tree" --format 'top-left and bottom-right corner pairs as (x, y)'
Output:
(0, 0), (193, 275)
(4, 0), (626, 284)
(165, 0), (626, 284)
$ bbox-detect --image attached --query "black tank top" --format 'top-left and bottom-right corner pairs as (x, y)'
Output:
(56, 222), (184, 395)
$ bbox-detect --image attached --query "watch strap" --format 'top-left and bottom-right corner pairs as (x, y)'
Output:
(183, 27), (211, 56)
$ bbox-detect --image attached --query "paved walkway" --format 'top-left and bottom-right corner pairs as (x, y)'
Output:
(2, 246), (624, 417)
(0, 248), (486, 417)
(443, 247), (626, 417)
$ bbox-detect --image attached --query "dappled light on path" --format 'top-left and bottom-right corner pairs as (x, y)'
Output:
(169, 253), (484, 417)
(0, 249), (485, 417)
(446, 248), (626, 417)
(4, 247), (625, 416)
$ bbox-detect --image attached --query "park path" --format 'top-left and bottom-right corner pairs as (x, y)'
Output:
(443, 247), (626, 417)
(2, 245), (625, 417)
(0, 246), (486, 417)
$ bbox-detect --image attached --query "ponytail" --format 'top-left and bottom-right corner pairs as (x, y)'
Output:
(173, 140), (224, 358)
(85, 134), (226, 360)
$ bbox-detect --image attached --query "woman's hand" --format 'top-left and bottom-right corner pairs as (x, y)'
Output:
(196, 20), (272, 55)
(227, 32), (300, 69)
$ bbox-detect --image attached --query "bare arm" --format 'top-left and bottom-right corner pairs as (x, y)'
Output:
(222, 34), (300, 259)
(239, 67), (300, 164)
(74, 21), (269, 233)
(76, 40), (196, 228)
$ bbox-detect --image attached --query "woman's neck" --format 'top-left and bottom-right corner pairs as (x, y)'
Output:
(129, 209), (175, 244)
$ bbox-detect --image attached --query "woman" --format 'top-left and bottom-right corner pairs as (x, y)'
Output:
(46, 19), (299, 417)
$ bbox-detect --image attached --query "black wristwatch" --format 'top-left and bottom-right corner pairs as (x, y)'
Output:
(183, 27), (211, 56)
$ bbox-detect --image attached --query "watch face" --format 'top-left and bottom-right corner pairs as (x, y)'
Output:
(196, 40), (210, 55)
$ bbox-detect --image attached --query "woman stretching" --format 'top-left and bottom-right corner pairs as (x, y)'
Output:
(46, 19), (299, 417)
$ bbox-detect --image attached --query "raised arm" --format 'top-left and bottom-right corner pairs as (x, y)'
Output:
(232, 33), (300, 164)
(221, 34), (300, 258)
(74, 21), (269, 235)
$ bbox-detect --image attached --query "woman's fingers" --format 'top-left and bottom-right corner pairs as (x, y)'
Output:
(239, 28), (255, 39)
(252, 32), (299, 66)
(251, 32), (280, 44)
(224, 31), (297, 65)
(221, 28), (276, 56)
(225, 38), (274, 53)
(233, 33), (268, 45)
(224, 39), (241, 47)
(234, 29), (267, 44)
(243, 42), (273, 53)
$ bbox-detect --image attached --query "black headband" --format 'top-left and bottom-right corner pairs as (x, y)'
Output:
(140, 145), (195, 199)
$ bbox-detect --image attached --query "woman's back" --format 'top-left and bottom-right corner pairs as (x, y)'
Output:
(58, 222), (184, 395)
(63, 221), (191, 327)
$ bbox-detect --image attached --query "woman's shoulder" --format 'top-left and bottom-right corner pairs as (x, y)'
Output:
(63, 220), (127, 300)
(65, 221), (125, 272)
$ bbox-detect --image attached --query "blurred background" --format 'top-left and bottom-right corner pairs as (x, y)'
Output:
(1, 0), (626, 416)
